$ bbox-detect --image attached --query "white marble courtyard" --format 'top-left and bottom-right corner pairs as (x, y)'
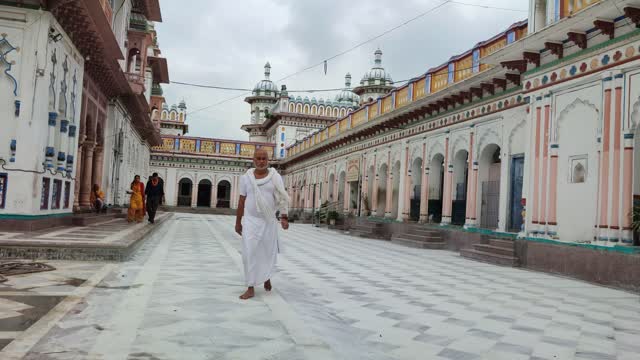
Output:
(0, 214), (639, 360)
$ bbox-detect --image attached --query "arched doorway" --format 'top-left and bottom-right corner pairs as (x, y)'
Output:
(338, 171), (346, 208)
(428, 154), (445, 223)
(197, 179), (212, 207)
(177, 178), (193, 207)
(391, 161), (401, 219)
(328, 173), (335, 203)
(365, 165), (375, 216)
(217, 180), (231, 208)
(377, 164), (388, 216)
(478, 144), (501, 229)
(410, 157), (423, 221)
(452, 150), (469, 225)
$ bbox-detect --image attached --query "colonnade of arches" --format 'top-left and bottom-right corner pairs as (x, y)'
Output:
(288, 141), (524, 233)
(175, 177), (232, 208)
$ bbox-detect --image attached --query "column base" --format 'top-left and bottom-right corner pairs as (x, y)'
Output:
(463, 218), (477, 229)
(440, 216), (451, 225)
(620, 229), (633, 245)
(384, 212), (393, 219)
(418, 214), (428, 223)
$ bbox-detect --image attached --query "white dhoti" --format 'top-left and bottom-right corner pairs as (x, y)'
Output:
(239, 168), (289, 287)
(241, 215), (280, 286)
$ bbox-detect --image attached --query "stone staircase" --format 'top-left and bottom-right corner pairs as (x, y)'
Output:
(460, 238), (519, 267)
(349, 220), (390, 240)
(391, 225), (445, 249)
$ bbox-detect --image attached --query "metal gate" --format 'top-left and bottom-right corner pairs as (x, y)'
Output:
(481, 181), (500, 229)
(509, 156), (524, 232)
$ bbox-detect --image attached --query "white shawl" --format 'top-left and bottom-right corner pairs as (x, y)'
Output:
(246, 168), (289, 220)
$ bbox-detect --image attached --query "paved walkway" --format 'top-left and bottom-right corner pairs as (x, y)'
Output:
(0, 214), (638, 359)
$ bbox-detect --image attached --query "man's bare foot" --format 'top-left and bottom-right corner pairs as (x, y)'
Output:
(239, 287), (255, 300)
(264, 279), (272, 291)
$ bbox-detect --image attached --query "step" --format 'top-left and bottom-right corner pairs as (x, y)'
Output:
(392, 233), (442, 242)
(71, 214), (119, 226)
(473, 243), (514, 257)
(391, 237), (446, 250)
(351, 230), (388, 240)
(408, 228), (440, 236)
(489, 238), (516, 249)
(460, 248), (519, 267)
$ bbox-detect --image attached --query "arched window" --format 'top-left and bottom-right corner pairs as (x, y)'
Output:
(303, 105), (310, 114)
(340, 108), (346, 117)
(319, 106), (324, 115)
(311, 105), (317, 115)
(333, 108), (339, 117)
(170, 111), (176, 120)
(289, 104), (295, 112)
(296, 104), (303, 113)
(161, 111), (168, 120)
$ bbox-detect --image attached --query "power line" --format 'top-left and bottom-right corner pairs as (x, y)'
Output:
(185, 0), (523, 115)
(449, 1), (528, 12)
(185, 1), (453, 116)
(174, 62), (495, 96)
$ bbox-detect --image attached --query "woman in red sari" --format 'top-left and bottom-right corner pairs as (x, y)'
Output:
(127, 175), (145, 223)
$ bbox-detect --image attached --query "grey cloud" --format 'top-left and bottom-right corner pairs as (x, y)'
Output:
(155, 0), (528, 141)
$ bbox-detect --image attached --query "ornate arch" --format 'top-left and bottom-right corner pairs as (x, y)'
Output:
(508, 116), (527, 151)
(427, 138), (445, 163)
(216, 175), (233, 186)
(476, 125), (502, 157)
(555, 98), (599, 142)
(197, 174), (214, 183)
(449, 132), (469, 158)
(177, 172), (195, 183)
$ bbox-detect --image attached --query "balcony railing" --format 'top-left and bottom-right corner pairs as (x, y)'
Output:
(125, 72), (145, 94)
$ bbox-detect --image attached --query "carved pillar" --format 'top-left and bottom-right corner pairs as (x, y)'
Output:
(597, 75), (613, 241)
(441, 134), (452, 224)
(610, 73), (624, 242)
(532, 101), (542, 234)
(385, 151), (393, 218)
(622, 131), (634, 244)
(73, 137), (85, 209)
(371, 154), (379, 217)
(419, 143), (429, 223)
(343, 176), (350, 214)
(211, 174), (217, 208)
(548, 144), (559, 235)
(465, 128), (476, 228)
(540, 99), (550, 234)
(402, 146), (411, 221)
(91, 146), (104, 191)
(361, 156), (368, 216)
(79, 141), (96, 207)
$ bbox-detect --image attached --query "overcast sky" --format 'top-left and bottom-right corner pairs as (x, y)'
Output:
(154, 0), (530, 141)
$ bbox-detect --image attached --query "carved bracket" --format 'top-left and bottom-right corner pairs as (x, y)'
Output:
(506, 73), (521, 86)
(625, 7), (640, 28)
(470, 87), (483, 98)
(567, 32), (587, 49)
(594, 20), (615, 40)
(545, 42), (564, 58)
(481, 83), (495, 95)
(493, 78), (507, 91)
(523, 51), (540, 67)
(500, 60), (528, 73)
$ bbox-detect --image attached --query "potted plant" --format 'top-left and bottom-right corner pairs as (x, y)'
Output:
(362, 195), (371, 216)
(327, 210), (339, 226)
(631, 205), (640, 245)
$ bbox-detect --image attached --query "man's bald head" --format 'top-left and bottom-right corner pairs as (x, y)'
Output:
(253, 148), (270, 159)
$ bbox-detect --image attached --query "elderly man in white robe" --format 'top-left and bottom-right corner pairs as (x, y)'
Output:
(235, 148), (290, 300)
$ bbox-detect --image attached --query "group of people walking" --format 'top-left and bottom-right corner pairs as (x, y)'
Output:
(127, 173), (165, 224)
(89, 173), (165, 224)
